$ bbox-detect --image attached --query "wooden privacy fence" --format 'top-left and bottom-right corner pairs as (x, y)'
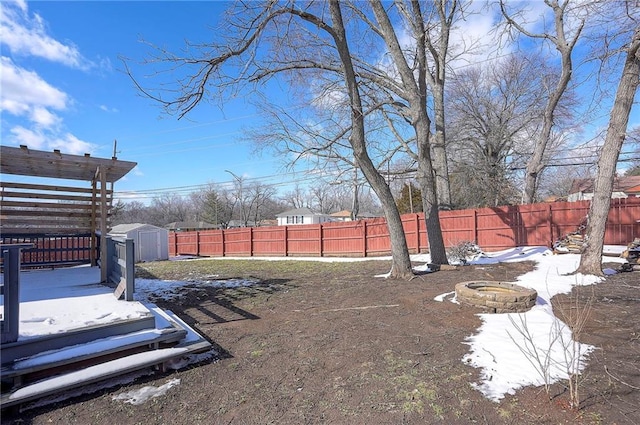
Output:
(170, 198), (640, 258)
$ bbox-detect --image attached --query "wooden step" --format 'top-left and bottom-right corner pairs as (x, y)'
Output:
(1, 306), (211, 409)
(1, 314), (156, 365)
(1, 304), (186, 382)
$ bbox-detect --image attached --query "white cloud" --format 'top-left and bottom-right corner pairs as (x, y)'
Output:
(99, 104), (119, 113)
(0, 1), (91, 69)
(8, 126), (46, 150)
(0, 56), (68, 116)
(49, 133), (97, 155)
(30, 106), (61, 128)
(6, 126), (97, 155)
(0, 3), (98, 156)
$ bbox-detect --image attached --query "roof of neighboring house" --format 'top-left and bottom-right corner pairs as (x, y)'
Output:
(276, 207), (327, 217)
(330, 210), (352, 218)
(165, 221), (218, 230)
(570, 176), (640, 194)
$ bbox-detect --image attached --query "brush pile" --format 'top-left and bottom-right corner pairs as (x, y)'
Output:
(552, 231), (586, 254)
(620, 238), (640, 272)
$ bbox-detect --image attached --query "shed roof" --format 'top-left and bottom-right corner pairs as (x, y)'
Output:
(0, 145), (136, 182)
(110, 223), (166, 234)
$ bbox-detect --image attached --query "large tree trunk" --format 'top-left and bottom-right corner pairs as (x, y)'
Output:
(415, 117), (448, 265)
(432, 89), (452, 209)
(577, 27), (640, 276)
(370, 0), (449, 265)
(330, 0), (414, 278)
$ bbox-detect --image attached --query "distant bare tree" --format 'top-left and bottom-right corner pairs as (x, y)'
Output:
(447, 54), (562, 207)
(282, 185), (310, 210)
(500, 0), (587, 203)
(111, 200), (153, 226)
(126, 1), (418, 276)
(245, 181), (278, 226)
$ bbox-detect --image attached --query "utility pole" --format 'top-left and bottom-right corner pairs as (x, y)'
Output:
(225, 170), (245, 227)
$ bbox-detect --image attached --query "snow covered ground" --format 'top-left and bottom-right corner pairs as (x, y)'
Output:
(2, 246), (627, 406)
(433, 246), (626, 402)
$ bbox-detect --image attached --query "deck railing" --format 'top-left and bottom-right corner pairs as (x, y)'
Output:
(105, 236), (135, 301)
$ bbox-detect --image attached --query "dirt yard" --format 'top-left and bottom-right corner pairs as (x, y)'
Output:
(4, 257), (639, 424)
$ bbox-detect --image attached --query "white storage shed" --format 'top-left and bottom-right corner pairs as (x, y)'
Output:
(109, 223), (169, 262)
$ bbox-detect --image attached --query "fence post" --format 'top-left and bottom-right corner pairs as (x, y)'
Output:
(106, 235), (114, 280)
(124, 238), (135, 301)
(249, 227), (254, 256)
(1, 244), (33, 343)
(196, 230), (200, 257)
(473, 209), (478, 244)
(363, 220), (368, 257)
(414, 213), (420, 252)
(174, 232), (178, 256)
(548, 203), (554, 248)
(319, 224), (323, 257)
(284, 226), (288, 257)
(318, 224), (322, 256)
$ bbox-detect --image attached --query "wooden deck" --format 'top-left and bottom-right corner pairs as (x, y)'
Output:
(0, 266), (211, 409)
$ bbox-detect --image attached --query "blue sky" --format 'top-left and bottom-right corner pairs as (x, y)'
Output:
(1, 0), (309, 203)
(1, 1), (638, 204)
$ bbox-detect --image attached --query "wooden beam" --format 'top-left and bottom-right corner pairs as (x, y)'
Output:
(1, 201), (94, 210)
(100, 166), (108, 282)
(1, 191), (94, 202)
(0, 227), (94, 235)
(1, 210), (102, 218)
(0, 181), (103, 194)
(1, 217), (92, 226)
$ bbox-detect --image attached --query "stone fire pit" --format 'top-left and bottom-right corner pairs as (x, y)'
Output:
(455, 281), (537, 313)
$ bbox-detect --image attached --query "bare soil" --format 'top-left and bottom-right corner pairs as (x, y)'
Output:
(3, 258), (639, 424)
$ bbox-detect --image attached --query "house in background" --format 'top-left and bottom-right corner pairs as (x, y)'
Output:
(109, 223), (169, 262)
(330, 210), (354, 222)
(330, 210), (381, 222)
(567, 176), (640, 202)
(276, 207), (333, 226)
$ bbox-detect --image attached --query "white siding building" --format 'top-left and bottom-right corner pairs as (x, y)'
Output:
(276, 208), (332, 226)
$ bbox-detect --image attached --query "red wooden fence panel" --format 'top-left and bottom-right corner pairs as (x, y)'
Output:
(252, 226), (286, 256)
(286, 224), (322, 256)
(198, 230), (224, 256)
(364, 217), (391, 255)
(167, 198), (640, 258)
(605, 197), (640, 244)
(322, 221), (365, 256)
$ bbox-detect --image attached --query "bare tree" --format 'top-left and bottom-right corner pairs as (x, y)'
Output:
(500, 0), (586, 203)
(367, 0), (451, 264)
(245, 181), (278, 226)
(126, 1), (419, 276)
(111, 200), (153, 226)
(147, 193), (194, 227)
(577, 25), (640, 275)
(282, 184), (310, 210)
(446, 54), (562, 207)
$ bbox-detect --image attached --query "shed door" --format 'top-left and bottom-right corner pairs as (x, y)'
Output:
(138, 231), (161, 262)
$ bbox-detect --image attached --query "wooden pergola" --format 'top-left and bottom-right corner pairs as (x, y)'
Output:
(0, 145), (137, 281)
